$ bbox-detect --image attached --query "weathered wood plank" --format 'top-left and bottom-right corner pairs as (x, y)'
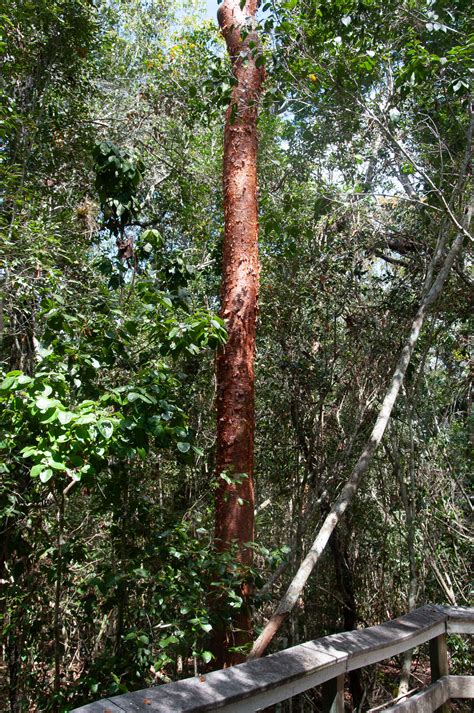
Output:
(345, 606), (447, 671)
(102, 648), (346, 713)
(445, 606), (474, 635)
(70, 605), (473, 713)
(383, 676), (450, 713)
(71, 700), (125, 712)
(449, 675), (474, 699)
(201, 662), (346, 713)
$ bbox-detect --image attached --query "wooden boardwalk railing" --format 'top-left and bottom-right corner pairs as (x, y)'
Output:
(72, 605), (473, 712)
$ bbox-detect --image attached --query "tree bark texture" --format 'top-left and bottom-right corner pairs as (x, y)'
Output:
(214, 0), (264, 667)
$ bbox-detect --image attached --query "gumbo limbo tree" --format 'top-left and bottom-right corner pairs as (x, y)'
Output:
(214, 0), (264, 666)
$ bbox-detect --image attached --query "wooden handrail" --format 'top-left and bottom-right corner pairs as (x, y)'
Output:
(71, 605), (473, 712)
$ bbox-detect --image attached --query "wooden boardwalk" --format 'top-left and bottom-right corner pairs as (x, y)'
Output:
(72, 605), (473, 712)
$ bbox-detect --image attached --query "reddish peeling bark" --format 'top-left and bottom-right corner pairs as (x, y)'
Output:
(213, 0), (264, 667)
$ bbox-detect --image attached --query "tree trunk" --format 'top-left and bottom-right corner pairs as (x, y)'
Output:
(214, 0), (264, 667)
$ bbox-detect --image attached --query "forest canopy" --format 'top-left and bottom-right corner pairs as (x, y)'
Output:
(0, 0), (472, 710)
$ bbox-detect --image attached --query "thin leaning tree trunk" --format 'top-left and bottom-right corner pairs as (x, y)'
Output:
(248, 199), (472, 660)
(214, 0), (264, 667)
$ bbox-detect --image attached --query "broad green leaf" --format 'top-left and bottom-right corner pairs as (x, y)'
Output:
(98, 420), (114, 439)
(128, 391), (154, 404)
(0, 376), (16, 391)
(17, 374), (33, 385)
(159, 635), (179, 647)
(39, 469), (53, 483)
(21, 446), (38, 458)
(40, 409), (59, 424)
(75, 414), (95, 425)
(49, 460), (66, 471)
(35, 397), (55, 410)
(58, 410), (74, 425)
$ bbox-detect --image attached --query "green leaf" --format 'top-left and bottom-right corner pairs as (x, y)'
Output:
(49, 460), (67, 471)
(17, 374), (33, 385)
(0, 376), (17, 391)
(98, 419), (114, 439)
(58, 410), (74, 425)
(159, 635), (179, 648)
(201, 651), (213, 663)
(39, 469), (53, 483)
(142, 228), (163, 247)
(21, 446), (39, 458)
(127, 391), (154, 404)
(74, 413), (95, 425)
(124, 320), (138, 336)
(35, 397), (55, 410)
(160, 296), (173, 309)
(177, 442), (190, 453)
(40, 409), (59, 424)
(127, 392), (141, 402)
(31, 464), (44, 477)
(133, 567), (150, 578)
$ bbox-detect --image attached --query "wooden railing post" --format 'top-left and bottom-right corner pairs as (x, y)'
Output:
(321, 674), (344, 713)
(429, 633), (450, 713)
